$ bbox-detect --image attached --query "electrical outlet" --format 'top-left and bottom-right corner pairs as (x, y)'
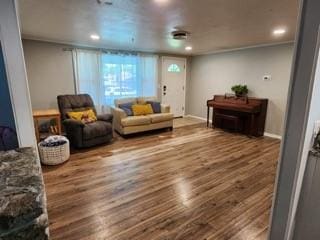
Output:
(263, 75), (272, 81)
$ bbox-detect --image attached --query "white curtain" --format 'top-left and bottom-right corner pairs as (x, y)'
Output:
(73, 49), (158, 112)
(73, 49), (106, 113)
(138, 54), (158, 97)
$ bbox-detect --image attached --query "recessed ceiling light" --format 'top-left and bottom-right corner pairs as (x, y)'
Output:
(154, 0), (169, 5)
(273, 28), (286, 36)
(90, 34), (100, 40)
(185, 46), (192, 51)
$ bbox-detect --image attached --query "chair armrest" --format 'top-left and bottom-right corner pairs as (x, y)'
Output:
(111, 107), (127, 120)
(63, 119), (85, 129)
(62, 119), (84, 148)
(97, 114), (113, 123)
(161, 104), (170, 113)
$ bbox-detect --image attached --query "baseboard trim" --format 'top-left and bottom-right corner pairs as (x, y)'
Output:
(186, 115), (282, 140)
(185, 115), (210, 122)
(264, 132), (282, 140)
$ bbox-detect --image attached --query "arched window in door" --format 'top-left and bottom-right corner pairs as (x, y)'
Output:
(168, 64), (181, 73)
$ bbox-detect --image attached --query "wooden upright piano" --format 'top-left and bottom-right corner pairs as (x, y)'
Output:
(207, 95), (268, 137)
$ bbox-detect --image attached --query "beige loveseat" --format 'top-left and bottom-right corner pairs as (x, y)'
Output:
(111, 97), (174, 135)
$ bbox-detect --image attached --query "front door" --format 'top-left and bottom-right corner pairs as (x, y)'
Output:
(161, 57), (186, 117)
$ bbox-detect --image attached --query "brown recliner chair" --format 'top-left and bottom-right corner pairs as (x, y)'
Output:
(57, 94), (113, 148)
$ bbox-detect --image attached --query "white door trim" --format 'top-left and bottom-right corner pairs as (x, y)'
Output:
(161, 56), (187, 116)
(0, 0), (37, 148)
(268, 0), (320, 239)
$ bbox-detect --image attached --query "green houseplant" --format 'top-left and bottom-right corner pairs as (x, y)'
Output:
(231, 84), (248, 97)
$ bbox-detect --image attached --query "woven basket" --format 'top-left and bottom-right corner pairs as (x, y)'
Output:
(38, 138), (70, 165)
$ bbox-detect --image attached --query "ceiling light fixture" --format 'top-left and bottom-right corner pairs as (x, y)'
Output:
(185, 46), (192, 51)
(97, 0), (113, 5)
(273, 28), (286, 36)
(154, 0), (169, 5)
(90, 34), (100, 40)
(172, 30), (190, 40)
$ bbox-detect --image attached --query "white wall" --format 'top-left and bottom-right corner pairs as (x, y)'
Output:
(187, 43), (294, 136)
(23, 39), (75, 109)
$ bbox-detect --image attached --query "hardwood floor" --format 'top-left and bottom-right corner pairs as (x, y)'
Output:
(173, 116), (205, 128)
(42, 124), (280, 240)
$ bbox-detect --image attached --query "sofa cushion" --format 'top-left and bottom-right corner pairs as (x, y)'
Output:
(83, 121), (112, 140)
(147, 101), (161, 113)
(132, 104), (154, 116)
(121, 116), (151, 127)
(148, 113), (174, 123)
(57, 94), (96, 121)
(114, 98), (137, 107)
(119, 102), (134, 116)
(137, 96), (158, 104)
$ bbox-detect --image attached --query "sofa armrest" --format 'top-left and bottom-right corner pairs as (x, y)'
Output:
(111, 107), (127, 133)
(161, 104), (170, 113)
(111, 107), (127, 120)
(97, 114), (113, 123)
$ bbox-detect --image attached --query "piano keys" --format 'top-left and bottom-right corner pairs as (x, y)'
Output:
(207, 95), (268, 137)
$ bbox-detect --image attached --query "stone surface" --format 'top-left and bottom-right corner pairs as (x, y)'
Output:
(0, 148), (49, 240)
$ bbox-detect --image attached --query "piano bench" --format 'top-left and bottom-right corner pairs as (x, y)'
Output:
(214, 113), (241, 132)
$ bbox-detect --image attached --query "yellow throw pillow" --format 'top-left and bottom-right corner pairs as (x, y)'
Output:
(67, 109), (97, 123)
(85, 109), (97, 121)
(67, 111), (83, 121)
(132, 104), (154, 116)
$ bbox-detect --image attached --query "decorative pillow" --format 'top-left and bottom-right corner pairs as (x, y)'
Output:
(132, 104), (154, 116)
(147, 101), (161, 113)
(137, 99), (147, 105)
(119, 102), (134, 116)
(67, 109), (97, 124)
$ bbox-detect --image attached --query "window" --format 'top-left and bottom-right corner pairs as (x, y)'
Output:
(102, 54), (139, 106)
(168, 64), (181, 73)
(73, 49), (158, 112)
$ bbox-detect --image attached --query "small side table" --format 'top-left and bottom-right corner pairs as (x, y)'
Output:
(33, 109), (61, 142)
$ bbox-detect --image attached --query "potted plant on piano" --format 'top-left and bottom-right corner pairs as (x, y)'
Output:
(231, 84), (248, 98)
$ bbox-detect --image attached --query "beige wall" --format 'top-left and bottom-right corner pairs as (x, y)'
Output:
(23, 39), (75, 109)
(187, 43), (294, 136)
(23, 40), (292, 135)
(23, 39), (191, 110)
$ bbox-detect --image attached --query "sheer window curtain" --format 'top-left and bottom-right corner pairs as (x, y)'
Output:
(73, 49), (107, 113)
(73, 49), (158, 113)
(138, 54), (158, 97)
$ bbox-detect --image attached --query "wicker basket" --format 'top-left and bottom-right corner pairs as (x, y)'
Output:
(38, 137), (70, 165)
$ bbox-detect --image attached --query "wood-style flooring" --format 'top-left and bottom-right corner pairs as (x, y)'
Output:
(42, 123), (280, 240)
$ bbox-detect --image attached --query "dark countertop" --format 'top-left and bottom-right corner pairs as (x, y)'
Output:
(0, 147), (49, 240)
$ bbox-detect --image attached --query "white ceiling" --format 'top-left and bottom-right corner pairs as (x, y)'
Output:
(19, 0), (299, 55)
